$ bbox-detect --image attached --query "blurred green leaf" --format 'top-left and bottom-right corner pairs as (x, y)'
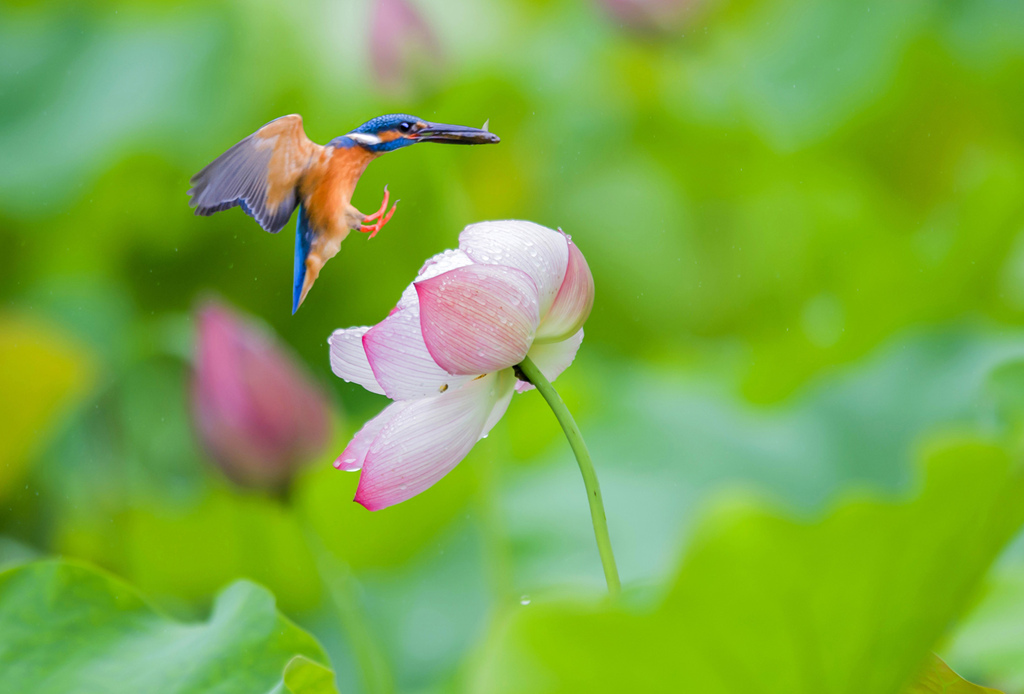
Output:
(983, 359), (1024, 440)
(0, 559), (333, 694)
(0, 315), (93, 499)
(715, 1), (927, 149)
(475, 439), (1023, 693)
(503, 331), (1024, 590)
(907, 654), (1000, 694)
(58, 487), (322, 614)
(944, 566), (1024, 692)
(282, 655), (342, 694)
(0, 536), (39, 571)
(938, 0), (1024, 71)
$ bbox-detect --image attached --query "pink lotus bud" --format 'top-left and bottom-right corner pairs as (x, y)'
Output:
(598, 0), (712, 33)
(369, 0), (443, 93)
(191, 300), (331, 491)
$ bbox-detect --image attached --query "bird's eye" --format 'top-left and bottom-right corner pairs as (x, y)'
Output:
(398, 122), (412, 133)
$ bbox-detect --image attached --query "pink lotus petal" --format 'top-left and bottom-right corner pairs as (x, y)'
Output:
(363, 307), (473, 400)
(415, 264), (540, 375)
(417, 248), (476, 282)
(395, 249), (474, 313)
(482, 368), (517, 435)
(329, 327), (386, 395)
(354, 372), (505, 510)
(516, 329), (585, 393)
(459, 221), (569, 317)
(536, 237), (595, 342)
(334, 400), (410, 471)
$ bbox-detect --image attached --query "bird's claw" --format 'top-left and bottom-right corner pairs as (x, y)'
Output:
(360, 201), (398, 238)
(361, 186), (399, 239)
(363, 185), (391, 222)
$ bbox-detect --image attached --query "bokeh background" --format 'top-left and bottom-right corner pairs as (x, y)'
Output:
(3, 0), (1024, 691)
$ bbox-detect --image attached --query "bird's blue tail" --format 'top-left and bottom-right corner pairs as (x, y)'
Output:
(292, 205), (315, 314)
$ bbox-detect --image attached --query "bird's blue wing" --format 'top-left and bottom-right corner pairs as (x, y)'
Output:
(188, 115), (320, 234)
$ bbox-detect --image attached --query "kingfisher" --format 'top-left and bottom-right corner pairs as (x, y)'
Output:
(188, 114), (499, 313)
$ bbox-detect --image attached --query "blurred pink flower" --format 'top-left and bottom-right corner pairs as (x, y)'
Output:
(369, 0), (442, 91)
(329, 221), (594, 510)
(598, 0), (711, 32)
(192, 300), (331, 491)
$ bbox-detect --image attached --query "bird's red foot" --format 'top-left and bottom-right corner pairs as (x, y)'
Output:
(360, 186), (399, 239)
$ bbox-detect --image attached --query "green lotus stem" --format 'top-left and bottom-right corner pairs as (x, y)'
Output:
(516, 355), (621, 596)
(300, 524), (395, 694)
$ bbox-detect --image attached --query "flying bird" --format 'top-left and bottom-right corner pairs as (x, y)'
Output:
(188, 114), (499, 313)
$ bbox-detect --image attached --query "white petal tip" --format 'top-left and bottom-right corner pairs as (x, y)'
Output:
(334, 455), (360, 471)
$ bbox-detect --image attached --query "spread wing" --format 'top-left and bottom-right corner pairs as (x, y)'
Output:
(188, 115), (322, 233)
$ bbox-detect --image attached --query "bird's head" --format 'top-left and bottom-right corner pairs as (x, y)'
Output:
(340, 114), (499, 153)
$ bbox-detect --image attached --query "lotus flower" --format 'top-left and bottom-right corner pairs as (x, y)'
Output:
(192, 300), (332, 491)
(329, 221), (595, 510)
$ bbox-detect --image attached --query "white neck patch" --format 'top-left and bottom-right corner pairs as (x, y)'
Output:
(347, 132), (382, 146)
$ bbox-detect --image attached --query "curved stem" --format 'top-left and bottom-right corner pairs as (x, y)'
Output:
(299, 520), (395, 694)
(516, 356), (621, 596)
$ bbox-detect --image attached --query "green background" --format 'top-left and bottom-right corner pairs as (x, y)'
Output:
(2, 0), (1024, 691)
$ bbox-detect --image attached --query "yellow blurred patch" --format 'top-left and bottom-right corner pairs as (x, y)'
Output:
(0, 315), (94, 499)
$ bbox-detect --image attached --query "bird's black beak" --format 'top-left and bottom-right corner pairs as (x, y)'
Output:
(416, 121), (500, 145)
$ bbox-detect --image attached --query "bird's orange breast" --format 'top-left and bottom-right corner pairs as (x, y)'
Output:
(301, 146), (377, 235)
